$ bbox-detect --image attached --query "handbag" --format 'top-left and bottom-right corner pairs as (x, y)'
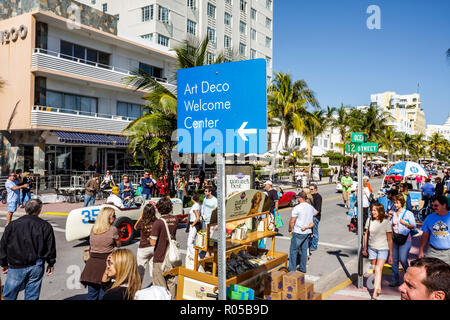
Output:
(391, 210), (409, 246)
(161, 218), (182, 269)
(275, 210), (284, 228)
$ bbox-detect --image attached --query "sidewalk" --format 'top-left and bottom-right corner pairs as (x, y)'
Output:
(325, 232), (422, 300)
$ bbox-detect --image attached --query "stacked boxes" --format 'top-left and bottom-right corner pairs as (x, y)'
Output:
(227, 285), (255, 300)
(263, 269), (286, 300)
(281, 271), (305, 300)
(311, 292), (323, 300)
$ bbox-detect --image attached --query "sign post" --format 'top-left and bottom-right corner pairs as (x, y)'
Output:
(345, 133), (377, 289)
(177, 59), (267, 300)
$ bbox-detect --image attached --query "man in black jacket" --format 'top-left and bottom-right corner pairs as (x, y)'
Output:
(309, 184), (323, 254)
(0, 199), (56, 300)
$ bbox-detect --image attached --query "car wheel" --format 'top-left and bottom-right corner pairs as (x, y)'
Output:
(115, 217), (135, 246)
(289, 198), (297, 207)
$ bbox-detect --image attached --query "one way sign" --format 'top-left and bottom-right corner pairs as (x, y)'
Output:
(177, 59), (267, 154)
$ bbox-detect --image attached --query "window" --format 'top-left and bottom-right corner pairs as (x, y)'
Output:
(207, 52), (215, 65)
(251, 8), (257, 20)
(60, 40), (110, 67)
(324, 140), (328, 148)
(158, 6), (169, 23)
(141, 34), (153, 42)
(46, 90), (98, 116)
(225, 0), (232, 4)
(207, 27), (216, 44)
(102, 3), (107, 12)
(239, 43), (246, 56)
(207, 3), (216, 18)
(266, 0), (272, 9)
(265, 37), (271, 48)
(240, 0), (247, 13)
(114, 14), (119, 21)
(266, 17), (272, 29)
(251, 28), (256, 40)
(224, 35), (232, 49)
(224, 12), (232, 26)
(239, 21), (246, 34)
(187, 0), (196, 10)
(295, 138), (301, 146)
(250, 49), (256, 59)
(265, 56), (271, 66)
(117, 102), (142, 119)
(314, 138), (319, 147)
(157, 34), (169, 47)
(187, 19), (196, 35)
(142, 5), (153, 22)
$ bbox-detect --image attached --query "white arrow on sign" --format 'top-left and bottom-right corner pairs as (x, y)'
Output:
(237, 122), (257, 141)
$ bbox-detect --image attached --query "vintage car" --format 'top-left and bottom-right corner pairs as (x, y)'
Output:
(65, 196), (186, 246)
(384, 174), (405, 183)
(277, 189), (298, 207)
(336, 180), (358, 193)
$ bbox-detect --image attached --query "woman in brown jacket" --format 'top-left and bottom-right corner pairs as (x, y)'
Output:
(80, 207), (121, 300)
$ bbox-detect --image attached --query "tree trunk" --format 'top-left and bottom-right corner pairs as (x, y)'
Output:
(284, 127), (290, 151)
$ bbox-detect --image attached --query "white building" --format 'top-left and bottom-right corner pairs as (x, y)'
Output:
(78, 0), (274, 80)
(426, 115), (450, 142)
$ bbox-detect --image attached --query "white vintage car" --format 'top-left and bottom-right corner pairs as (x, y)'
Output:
(65, 196), (186, 245)
(336, 181), (358, 193)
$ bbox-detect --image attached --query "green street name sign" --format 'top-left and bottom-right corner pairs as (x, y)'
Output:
(351, 133), (367, 143)
(346, 142), (378, 153)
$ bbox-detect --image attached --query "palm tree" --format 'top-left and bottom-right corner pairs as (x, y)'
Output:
(379, 126), (401, 167)
(409, 133), (427, 162)
(332, 104), (352, 158)
(124, 35), (226, 189)
(267, 72), (315, 180)
(397, 132), (413, 161)
(427, 132), (446, 159)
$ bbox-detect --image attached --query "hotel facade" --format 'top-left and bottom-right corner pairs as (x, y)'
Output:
(0, 0), (177, 176)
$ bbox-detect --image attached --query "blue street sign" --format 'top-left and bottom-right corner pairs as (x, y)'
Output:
(177, 59), (267, 154)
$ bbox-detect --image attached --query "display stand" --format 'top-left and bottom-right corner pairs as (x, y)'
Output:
(165, 211), (288, 300)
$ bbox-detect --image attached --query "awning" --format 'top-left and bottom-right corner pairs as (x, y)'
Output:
(108, 135), (129, 146)
(54, 131), (116, 146)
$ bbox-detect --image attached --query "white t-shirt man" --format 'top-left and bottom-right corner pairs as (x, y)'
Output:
(291, 202), (317, 235)
(202, 196), (217, 225)
(106, 193), (124, 208)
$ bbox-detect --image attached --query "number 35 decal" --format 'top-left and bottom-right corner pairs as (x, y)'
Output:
(81, 209), (100, 224)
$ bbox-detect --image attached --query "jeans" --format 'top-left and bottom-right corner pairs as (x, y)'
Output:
(84, 195), (95, 207)
(288, 233), (311, 273)
(391, 240), (412, 282)
(86, 283), (104, 300)
(309, 217), (320, 251)
(142, 193), (151, 200)
(176, 190), (184, 205)
(22, 191), (32, 205)
(3, 259), (45, 300)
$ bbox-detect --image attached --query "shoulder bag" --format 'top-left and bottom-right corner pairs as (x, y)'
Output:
(391, 210), (409, 246)
(161, 218), (182, 270)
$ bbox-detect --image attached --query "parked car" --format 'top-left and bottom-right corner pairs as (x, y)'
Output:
(336, 181), (358, 193)
(277, 188), (298, 207)
(384, 175), (404, 183)
(65, 196), (186, 246)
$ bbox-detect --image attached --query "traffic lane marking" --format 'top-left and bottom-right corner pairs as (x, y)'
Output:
(0, 217), (65, 233)
(331, 289), (400, 300)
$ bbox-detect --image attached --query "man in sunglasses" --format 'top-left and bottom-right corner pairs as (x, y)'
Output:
(419, 195), (450, 265)
(5, 173), (29, 226)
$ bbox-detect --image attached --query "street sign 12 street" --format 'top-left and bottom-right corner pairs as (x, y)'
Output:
(177, 59), (267, 154)
(346, 142), (378, 153)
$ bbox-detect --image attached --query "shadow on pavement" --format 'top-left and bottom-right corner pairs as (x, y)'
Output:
(327, 250), (352, 278)
(64, 294), (87, 300)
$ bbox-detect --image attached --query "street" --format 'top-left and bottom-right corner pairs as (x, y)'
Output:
(0, 177), (385, 300)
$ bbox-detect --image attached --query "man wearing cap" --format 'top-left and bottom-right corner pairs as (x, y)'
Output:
(141, 172), (154, 200)
(106, 186), (124, 208)
(288, 191), (316, 273)
(264, 181), (278, 231)
(341, 172), (353, 209)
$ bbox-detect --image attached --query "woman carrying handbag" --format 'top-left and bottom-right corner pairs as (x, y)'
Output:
(388, 195), (416, 287)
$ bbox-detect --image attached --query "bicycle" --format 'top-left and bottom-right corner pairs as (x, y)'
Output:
(416, 199), (433, 223)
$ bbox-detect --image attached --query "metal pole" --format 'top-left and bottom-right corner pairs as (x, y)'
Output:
(216, 153), (227, 300)
(357, 152), (364, 288)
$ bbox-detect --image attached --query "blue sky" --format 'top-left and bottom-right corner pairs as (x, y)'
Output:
(273, 0), (450, 125)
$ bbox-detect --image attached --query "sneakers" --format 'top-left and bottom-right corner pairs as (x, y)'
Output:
(389, 280), (400, 287)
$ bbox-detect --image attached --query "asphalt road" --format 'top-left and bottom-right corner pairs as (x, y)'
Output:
(0, 177), (385, 300)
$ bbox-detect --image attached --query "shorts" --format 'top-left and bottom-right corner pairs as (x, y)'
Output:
(342, 191), (350, 201)
(368, 247), (389, 261)
(7, 200), (19, 213)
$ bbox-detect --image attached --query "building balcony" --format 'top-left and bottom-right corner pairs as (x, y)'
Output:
(31, 105), (134, 133)
(31, 48), (176, 93)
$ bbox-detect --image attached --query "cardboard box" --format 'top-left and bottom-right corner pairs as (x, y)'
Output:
(282, 271), (305, 295)
(298, 282), (314, 300)
(265, 270), (286, 293)
(282, 290), (300, 300)
(264, 291), (282, 300)
(310, 292), (322, 300)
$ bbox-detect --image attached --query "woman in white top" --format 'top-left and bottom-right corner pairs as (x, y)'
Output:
(101, 170), (116, 188)
(363, 203), (393, 300)
(362, 179), (372, 229)
(185, 193), (202, 270)
(388, 194), (416, 288)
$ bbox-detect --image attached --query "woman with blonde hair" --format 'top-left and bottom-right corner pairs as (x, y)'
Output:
(101, 248), (141, 300)
(302, 187), (315, 206)
(80, 207), (121, 300)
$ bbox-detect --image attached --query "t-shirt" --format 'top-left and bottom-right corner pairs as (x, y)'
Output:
(421, 183), (435, 197)
(341, 176), (353, 192)
(134, 286), (172, 300)
(365, 218), (391, 250)
(135, 219), (153, 248)
(150, 215), (178, 263)
(90, 226), (119, 254)
(202, 196), (218, 224)
(266, 189), (279, 214)
(106, 194), (124, 208)
(141, 178), (153, 195)
(422, 212), (450, 250)
(189, 203), (201, 223)
(5, 179), (19, 203)
(291, 202), (317, 235)
(311, 193), (323, 221)
(362, 187), (371, 208)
